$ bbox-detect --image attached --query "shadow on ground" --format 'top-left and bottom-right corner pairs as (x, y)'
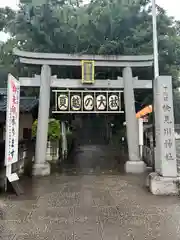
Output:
(61, 144), (127, 175)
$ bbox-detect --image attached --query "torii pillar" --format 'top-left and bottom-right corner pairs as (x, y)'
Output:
(33, 65), (51, 176)
(123, 67), (146, 173)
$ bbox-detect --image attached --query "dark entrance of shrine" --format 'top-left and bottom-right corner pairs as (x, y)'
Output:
(65, 113), (125, 174)
(73, 114), (110, 146)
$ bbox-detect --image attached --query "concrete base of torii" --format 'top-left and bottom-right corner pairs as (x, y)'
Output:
(33, 163), (51, 176)
(146, 172), (179, 195)
(125, 161), (146, 174)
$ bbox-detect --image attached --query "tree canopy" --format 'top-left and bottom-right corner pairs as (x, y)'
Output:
(0, 0), (180, 121)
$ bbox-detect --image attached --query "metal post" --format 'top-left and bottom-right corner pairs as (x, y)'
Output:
(152, 0), (160, 171)
(152, 0), (159, 78)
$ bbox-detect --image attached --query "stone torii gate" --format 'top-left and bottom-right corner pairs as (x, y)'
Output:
(13, 48), (178, 195)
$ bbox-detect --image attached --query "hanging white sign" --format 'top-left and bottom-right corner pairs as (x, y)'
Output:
(84, 95), (94, 111)
(109, 95), (119, 110)
(53, 90), (124, 113)
(71, 95), (81, 111)
(96, 94), (106, 110)
(58, 94), (68, 111)
(5, 74), (20, 166)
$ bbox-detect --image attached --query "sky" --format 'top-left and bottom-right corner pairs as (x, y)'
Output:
(0, 0), (180, 41)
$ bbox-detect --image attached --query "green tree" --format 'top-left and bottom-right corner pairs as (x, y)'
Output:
(0, 7), (16, 32)
(5, 0), (179, 82)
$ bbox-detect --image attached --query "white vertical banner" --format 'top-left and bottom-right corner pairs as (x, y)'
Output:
(5, 74), (20, 168)
(138, 118), (144, 159)
(138, 118), (144, 146)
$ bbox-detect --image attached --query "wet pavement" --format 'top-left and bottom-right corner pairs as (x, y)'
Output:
(62, 144), (126, 174)
(0, 145), (180, 239)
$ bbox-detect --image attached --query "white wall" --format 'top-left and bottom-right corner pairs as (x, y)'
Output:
(19, 113), (33, 139)
(2, 113), (33, 140)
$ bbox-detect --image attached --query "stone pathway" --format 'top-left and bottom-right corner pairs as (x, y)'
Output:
(63, 144), (126, 174)
(0, 173), (180, 240)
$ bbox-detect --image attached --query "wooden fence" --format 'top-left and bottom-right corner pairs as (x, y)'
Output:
(143, 124), (180, 174)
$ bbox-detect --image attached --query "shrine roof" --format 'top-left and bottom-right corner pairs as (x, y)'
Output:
(0, 89), (38, 112)
(0, 88), (8, 95)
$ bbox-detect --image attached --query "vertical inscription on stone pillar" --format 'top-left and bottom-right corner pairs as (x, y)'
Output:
(157, 76), (177, 177)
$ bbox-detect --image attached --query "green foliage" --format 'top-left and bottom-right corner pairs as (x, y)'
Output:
(0, 7), (16, 32)
(1, 1), (180, 70)
(32, 119), (37, 138)
(173, 90), (180, 124)
(48, 118), (61, 140)
(32, 118), (61, 140)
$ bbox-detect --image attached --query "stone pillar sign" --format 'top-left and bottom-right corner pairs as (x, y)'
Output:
(148, 76), (178, 195)
(157, 76), (177, 177)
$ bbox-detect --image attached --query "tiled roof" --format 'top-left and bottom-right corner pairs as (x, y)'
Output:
(19, 97), (38, 112)
(0, 88), (7, 95)
(0, 96), (38, 112)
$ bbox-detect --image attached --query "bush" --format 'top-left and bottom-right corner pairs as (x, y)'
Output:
(48, 119), (61, 141)
(32, 118), (61, 141)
